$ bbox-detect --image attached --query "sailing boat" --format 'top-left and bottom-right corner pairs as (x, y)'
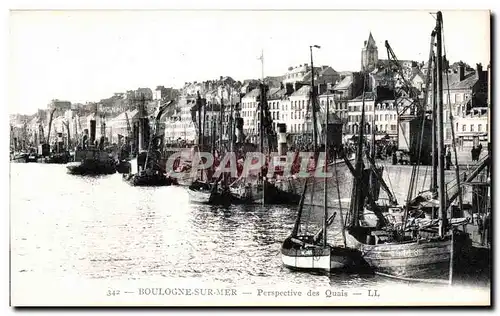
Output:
(123, 94), (174, 186)
(344, 12), (471, 282)
(187, 91), (231, 205)
(282, 96), (363, 271)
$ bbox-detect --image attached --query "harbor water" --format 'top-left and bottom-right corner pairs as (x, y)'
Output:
(10, 163), (488, 290)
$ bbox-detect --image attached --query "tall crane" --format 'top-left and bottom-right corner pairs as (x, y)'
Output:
(46, 108), (57, 144)
(125, 112), (132, 137)
(62, 120), (71, 149)
(38, 122), (45, 144)
(385, 40), (427, 116)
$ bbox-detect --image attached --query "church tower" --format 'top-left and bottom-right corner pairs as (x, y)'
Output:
(361, 32), (378, 72)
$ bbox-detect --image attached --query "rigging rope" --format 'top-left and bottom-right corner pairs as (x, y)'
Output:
(441, 18), (464, 210)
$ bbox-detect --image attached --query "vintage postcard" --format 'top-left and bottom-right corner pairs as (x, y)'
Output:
(8, 8), (491, 307)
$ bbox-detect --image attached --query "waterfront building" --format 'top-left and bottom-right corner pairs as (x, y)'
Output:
(345, 92), (399, 140)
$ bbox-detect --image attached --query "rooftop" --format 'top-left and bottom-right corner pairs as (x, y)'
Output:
(290, 85), (311, 97)
(334, 76), (353, 90)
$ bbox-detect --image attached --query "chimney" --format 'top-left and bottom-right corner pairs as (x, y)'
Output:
(277, 123), (288, 156)
(318, 83), (327, 95)
(459, 63), (465, 81)
(235, 117), (245, 143)
(285, 83), (294, 95)
(476, 63), (484, 81)
(280, 82), (285, 90)
(89, 119), (96, 144)
(294, 82), (304, 92)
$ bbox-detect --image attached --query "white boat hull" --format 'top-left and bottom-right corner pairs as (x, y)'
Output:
(281, 252), (331, 272)
(187, 188), (211, 203)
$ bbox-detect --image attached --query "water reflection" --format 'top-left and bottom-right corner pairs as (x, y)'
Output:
(9, 163), (480, 289)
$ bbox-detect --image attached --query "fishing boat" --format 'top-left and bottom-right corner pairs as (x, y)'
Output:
(10, 152), (29, 163)
(282, 80), (364, 272)
(186, 92), (232, 205)
(344, 13), (474, 283)
(228, 82), (301, 205)
(67, 115), (117, 175)
(124, 97), (174, 186)
(67, 148), (117, 175)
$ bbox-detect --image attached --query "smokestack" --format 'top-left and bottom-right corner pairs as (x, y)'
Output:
(277, 123), (288, 156)
(235, 117), (245, 143)
(459, 63), (465, 81)
(90, 119), (96, 144)
(57, 132), (64, 153)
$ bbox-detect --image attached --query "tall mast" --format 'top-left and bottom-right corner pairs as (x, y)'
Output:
(258, 50), (265, 154)
(350, 81), (367, 228)
(259, 84), (265, 154)
(431, 54), (438, 194)
(323, 94), (329, 246)
(197, 91), (202, 148)
(219, 93), (224, 154)
(436, 11), (447, 237)
(310, 45), (320, 153)
(260, 49), (264, 82)
(370, 78), (377, 199)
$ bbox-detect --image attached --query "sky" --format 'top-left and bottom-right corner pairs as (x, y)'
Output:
(8, 10), (490, 114)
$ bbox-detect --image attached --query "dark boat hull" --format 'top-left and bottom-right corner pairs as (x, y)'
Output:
(229, 182), (301, 205)
(66, 160), (116, 175)
(345, 230), (470, 280)
(116, 160), (132, 174)
(26, 154), (39, 163)
(44, 153), (71, 164)
(123, 172), (173, 186)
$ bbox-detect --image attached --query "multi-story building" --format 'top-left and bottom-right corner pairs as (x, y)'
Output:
(153, 86), (176, 101)
(454, 107), (489, 147)
(434, 63), (489, 142)
(48, 99), (72, 117)
(241, 87), (261, 137)
(282, 64), (339, 86)
(345, 92), (398, 140)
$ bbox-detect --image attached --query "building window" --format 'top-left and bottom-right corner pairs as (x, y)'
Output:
(470, 125), (475, 132)
(478, 124), (482, 132)
(462, 125), (466, 132)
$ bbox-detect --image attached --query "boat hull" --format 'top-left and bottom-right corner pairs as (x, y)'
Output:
(230, 182), (301, 205)
(281, 236), (366, 272)
(66, 160), (116, 175)
(187, 181), (231, 205)
(122, 172), (173, 187)
(281, 246), (332, 272)
(345, 230), (469, 279)
(187, 187), (211, 203)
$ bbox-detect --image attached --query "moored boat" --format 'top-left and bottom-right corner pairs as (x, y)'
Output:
(345, 229), (470, 279)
